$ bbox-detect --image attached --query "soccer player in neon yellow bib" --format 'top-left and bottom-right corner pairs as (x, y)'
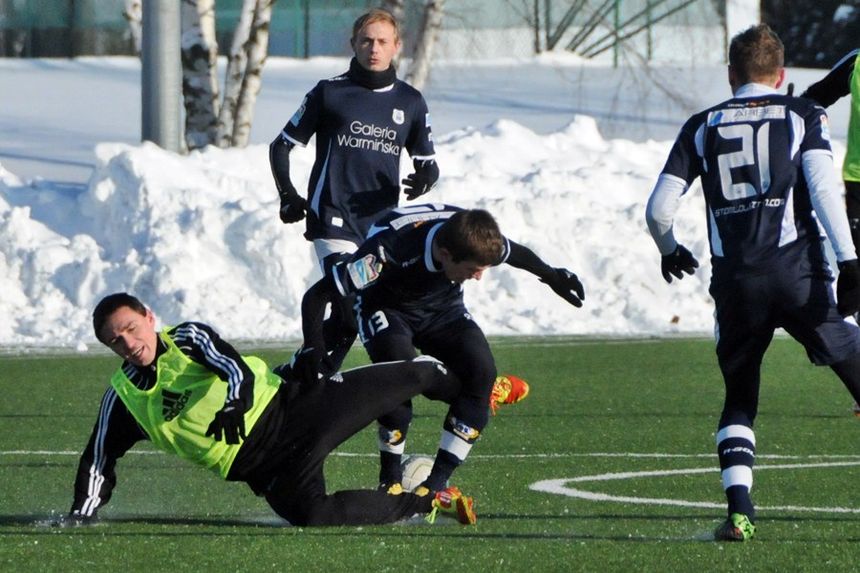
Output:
(64, 293), (476, 526)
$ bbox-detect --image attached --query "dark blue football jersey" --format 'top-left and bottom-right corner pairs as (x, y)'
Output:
(281, 72), (435, 244)
(661, 91), (833, 277)
(332, 204), (511, 314)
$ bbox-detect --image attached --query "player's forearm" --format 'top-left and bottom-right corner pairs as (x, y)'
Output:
(505, 241), (553, 279)
(800, 49), (856, 108)
(646, 173), (687, 256)
(301, 278), (332, 349)
(71, 391), (142, 517)
(804, 150), (858, 262)
(269, 136), (298, 198)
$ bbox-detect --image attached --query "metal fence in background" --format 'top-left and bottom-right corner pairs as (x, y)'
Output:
(0, 0), (726, 64)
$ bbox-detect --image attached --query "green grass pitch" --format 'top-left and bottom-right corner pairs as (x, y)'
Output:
(2, 337), (860, 571)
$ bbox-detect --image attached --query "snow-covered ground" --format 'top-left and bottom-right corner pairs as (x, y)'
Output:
(0, 55), (851, 349)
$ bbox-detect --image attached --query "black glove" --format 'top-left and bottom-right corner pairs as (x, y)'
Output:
(661, 244), (699, 283)
(279, 192), (307, 224)
(402, 159), (439, 200)
(292, 345), (330, 384)
(837, 259), (860, 317)
(205, 400), (247, 445)
(540, 267), (585, 307)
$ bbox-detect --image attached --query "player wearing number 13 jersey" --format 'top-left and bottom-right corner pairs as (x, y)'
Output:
(322, 204), (584, 494)
(646, 24), (860, 541)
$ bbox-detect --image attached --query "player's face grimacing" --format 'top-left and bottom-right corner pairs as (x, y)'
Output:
(99, 306), (159, 367)
(352, 20), (401, 72)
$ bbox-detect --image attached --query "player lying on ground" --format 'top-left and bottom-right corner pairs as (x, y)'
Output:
(64, 293), (476, 527)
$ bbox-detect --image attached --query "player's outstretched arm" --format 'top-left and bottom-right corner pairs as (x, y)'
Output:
(69, 388), (147, 524)
(800, 49), (856, 108)
(269, 136), (307, 224)
(505, 241), (584, 307)
(540, 267), (585, 307)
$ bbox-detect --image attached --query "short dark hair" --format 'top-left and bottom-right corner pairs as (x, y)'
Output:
(435, 209), (505, 265)
(729, 24), (784, 85)
(92, 292), (147, 342)
(351, 8), (400, 44)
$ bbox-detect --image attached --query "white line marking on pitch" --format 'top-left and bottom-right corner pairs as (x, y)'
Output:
(531, 461), (860, 514)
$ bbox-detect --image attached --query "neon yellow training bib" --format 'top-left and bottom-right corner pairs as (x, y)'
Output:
(844, 52), (860, 182)
(111, 328), (282, 478)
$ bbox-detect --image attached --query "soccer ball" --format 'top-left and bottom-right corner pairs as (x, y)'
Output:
(400, 455), (434, 492)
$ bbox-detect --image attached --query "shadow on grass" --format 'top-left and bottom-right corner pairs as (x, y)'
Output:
(2, 512), (859, 543)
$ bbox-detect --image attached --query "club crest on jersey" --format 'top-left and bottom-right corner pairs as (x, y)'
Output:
(347, 254), (382, 289)
(392, 108), (405, 125)
(820, 114), (831, 141)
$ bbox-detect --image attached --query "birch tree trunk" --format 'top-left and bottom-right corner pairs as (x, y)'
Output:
(180, 0), (220, 150)
(406, 0), (445, 90)
(231, 0), (274, 148)
(123, 0), (142, 54)
(216, 0), (256, 148)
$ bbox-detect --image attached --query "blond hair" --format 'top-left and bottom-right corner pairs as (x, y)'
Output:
(351, 8), (400, 44)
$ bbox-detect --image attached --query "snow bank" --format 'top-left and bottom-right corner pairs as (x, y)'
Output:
(5, 115), (821, 347)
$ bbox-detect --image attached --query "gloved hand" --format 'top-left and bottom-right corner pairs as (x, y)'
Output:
(837, 259), (860, 317)
(205, 400), (247, 445)
(292, 345), (330, 384)
(540, 267), (585, 307)
(402, 159), (439, 200)
(661, 244), (699, 283)
(279, 192), (307, 224)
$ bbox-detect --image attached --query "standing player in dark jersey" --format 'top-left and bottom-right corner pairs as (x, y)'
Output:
(64, 293), (477, 527)
(269, 9), (438, 370)
(645, 25), (860, 541)
(306, 204), (584, 494)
